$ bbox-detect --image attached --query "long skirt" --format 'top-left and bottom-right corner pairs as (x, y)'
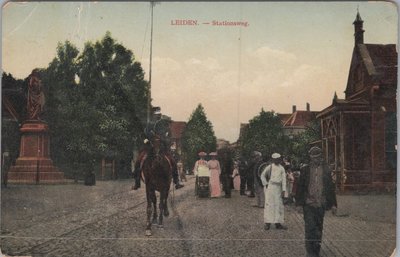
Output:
(233, 175), (241, 190)
(210, 169), (221, 197)
(264, 183), (284, 223)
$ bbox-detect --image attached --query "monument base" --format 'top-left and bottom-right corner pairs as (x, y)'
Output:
(7, 121), (65, 184)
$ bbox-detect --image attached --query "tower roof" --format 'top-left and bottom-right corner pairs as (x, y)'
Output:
(353, 11), (363, 24)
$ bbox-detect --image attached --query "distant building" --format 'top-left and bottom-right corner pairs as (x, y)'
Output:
(217, 138), (230, 150)
(318, 12), (397, 192)
(280, 103), (318, 137)
(169, 121), (186, 155)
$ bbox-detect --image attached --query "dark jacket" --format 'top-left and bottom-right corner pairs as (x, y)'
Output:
(295, 163), (337, 210)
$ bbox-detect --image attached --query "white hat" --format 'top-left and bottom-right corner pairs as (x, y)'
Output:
(271, 153), (281, 159)
(198, 152), (207, 157)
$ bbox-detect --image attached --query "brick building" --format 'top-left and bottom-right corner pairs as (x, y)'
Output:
(280, 103), (318, 137)
(318, 12), (397, 191)
(169, 121), (186, 155)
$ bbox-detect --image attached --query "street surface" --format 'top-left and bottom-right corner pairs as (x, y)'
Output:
(0, 176), (396, 257)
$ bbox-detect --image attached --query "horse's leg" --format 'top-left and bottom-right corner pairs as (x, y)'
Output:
(152, 193), (158, 224)
(163, 189), (169, 217)
(158, 191), (165, 228)
(145, 189), (154, 236)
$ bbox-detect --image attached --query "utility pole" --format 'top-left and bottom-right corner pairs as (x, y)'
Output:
(147, 1), (156, 124)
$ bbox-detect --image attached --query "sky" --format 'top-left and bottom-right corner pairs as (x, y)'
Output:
(2, 1), (398, 142)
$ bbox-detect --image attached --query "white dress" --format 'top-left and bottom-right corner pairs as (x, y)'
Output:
(261, 164), (287, 224)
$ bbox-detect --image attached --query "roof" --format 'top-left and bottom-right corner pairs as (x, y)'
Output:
(169, 121), (186, 139)
(277, 113), (291, 125)
(283, 111), (318, 127)
(357, 44), (397, 84)
(363, 44), (397, 85)
(317, 97), (370, 118)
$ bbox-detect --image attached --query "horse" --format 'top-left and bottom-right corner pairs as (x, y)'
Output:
(141, 135), (173, 236)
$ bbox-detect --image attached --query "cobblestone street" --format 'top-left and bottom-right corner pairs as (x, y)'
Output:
(1, 176), (396, 257)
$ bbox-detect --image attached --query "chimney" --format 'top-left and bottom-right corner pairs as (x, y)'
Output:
(306, 103), (310, 112)
(353, 11), (364, 46)
(292, 105), (297, 113)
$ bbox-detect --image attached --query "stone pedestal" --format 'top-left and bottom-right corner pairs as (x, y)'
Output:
(7, 121), (64, 184)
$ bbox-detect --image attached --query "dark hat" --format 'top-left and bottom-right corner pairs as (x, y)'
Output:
(309, 146), (322, 158)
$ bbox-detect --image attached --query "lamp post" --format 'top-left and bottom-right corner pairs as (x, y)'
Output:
(36, 149), (41, 184)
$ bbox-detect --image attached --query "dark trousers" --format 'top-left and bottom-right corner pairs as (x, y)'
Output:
(221, 175), (232, 197)
(303, 205), (325, 257)
(240, 176), (247, 194)
(246, 176), (255, 196)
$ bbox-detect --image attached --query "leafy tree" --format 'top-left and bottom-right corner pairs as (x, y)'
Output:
(287, 119), (321, 168)
(42, 32), (149, 179)
(181, 104), (217, 170)
(239, 109), (287, 160)
(1, 72), (25, 162)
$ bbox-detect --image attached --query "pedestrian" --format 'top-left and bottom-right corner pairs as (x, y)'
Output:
(231, 161), (241, 190)
(193, 152), (209, 195)
(193, 152), (209, 176)
(252, 152), (265, 208)
(246, 151), (260, 198)
(218, 147), (234, 198)
(283, 157), (295, 204)
(260, 153), (287, 230)
(238, 157), (248, 195)
(208, 152), (222, 198)
(295, 146), (337, 257)
(177, 160), (186, 182)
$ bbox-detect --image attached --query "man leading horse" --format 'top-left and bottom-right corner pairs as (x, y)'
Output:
(133, 111), (184, 190)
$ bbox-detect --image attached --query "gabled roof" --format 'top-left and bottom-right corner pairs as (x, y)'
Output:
(283, 111), (317, 127)
(169, 121), (186, 139)
(363, 44), (397, 85)
(277, 113), (291, 125)
(346, 43), (397, 94)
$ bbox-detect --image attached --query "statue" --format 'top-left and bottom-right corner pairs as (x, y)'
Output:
(27, 69), (45, 120)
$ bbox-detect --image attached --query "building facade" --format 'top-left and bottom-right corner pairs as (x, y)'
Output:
(318, 12), (397, 191)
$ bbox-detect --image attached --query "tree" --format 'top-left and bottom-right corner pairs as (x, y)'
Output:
(1, 72), (25, 163)
(181, 104), (217, 170)
(239, 109), (287, 159)
(42, 32), (149, 179)
(287, 119), (321, 168)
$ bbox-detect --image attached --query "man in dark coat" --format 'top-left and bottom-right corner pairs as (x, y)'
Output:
(295, 146), (337, 257)
(238, 157), (248, 195)
(218, 147), (234, 198)
(246, 151), (260, 198)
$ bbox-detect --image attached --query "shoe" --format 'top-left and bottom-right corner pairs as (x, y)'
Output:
(132, 181), (141, 190)
(175, 184), (184, 189)
(264, 223), (270, 230)
(275, 223), (288, 230)
(248, 194), (255, 198)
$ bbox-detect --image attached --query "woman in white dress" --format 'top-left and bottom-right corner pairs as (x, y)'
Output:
(207, 152), (222, 197)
